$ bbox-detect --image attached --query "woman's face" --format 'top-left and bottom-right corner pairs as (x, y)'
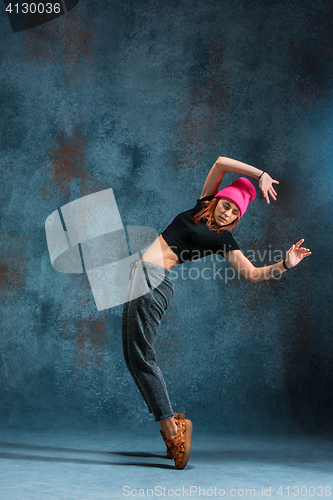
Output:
(214, 198), (240, 226)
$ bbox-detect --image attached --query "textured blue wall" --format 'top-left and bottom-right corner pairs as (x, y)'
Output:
(0, 0), (332, 433)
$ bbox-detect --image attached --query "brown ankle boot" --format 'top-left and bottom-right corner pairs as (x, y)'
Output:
(167, 416), (192, 470)
(160, 412), (185, 459)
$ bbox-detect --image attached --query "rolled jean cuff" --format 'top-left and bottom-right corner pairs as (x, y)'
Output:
(156, 413), (175, 423)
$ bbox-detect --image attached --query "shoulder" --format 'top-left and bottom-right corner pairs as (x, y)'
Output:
(192, 193), (215, 214)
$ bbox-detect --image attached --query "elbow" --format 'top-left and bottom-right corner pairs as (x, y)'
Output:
(235, 265), (259, 284)
(249, 268), (261, 284)
(216, 157), (227, 172)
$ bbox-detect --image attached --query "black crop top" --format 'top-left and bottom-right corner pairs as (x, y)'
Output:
(161, 194), (240, 264)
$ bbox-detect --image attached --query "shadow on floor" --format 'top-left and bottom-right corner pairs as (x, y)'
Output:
(0, 439), (332, 472)
(0, 441), (191, 469)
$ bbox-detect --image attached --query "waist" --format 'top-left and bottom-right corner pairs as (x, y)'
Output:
(129, 259), (174, 284)
(133, 259), (172, 275)
(140, 235), (180, 270)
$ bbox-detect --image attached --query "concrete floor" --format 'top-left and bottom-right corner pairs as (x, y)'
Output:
(0, 427), (332, 500)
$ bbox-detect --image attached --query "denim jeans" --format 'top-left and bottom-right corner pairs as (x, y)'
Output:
(122, 260), (175, 422)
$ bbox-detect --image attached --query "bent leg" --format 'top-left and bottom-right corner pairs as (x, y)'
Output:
(126, 284), (174, 422)
(122, 262), (175, 422)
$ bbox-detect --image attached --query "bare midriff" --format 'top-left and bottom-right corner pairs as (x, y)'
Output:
(140, 235), (180, 270)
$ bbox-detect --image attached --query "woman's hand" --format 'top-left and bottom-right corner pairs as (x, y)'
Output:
(259, 172), (279, 204)
(285, 239), (311, 268)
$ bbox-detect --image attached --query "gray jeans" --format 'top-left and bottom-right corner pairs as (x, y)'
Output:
(122, 260), (175, 422)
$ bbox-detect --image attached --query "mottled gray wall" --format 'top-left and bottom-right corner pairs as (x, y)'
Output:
(0, 0), (332, 433)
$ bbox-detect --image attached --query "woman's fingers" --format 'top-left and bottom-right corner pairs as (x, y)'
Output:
(298, 248), (311, 254)
(269, 189), (277, 200)
(262, 183), (278, 202)
(289, 240), (311, 258)
(286, 239), (311, 265)
(262, 190), (273, 202)
(260, 176), (280, 202)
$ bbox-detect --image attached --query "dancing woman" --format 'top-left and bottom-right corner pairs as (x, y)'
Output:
(121, 156), (311, 470)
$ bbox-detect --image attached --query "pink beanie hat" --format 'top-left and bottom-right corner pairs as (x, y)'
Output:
(214, 177), (256, 218)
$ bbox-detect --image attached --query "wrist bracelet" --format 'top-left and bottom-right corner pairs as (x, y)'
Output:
(283, 259), (289, 270)
(258, 171), (265, 181)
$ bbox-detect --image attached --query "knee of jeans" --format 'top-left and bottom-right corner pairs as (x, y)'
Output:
(127, 349), (141, 372)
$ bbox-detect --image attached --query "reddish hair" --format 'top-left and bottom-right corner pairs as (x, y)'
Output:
(192, 197), (240, 234)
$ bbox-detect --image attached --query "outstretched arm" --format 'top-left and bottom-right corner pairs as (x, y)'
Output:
(224, 240), (311, 284)
(200, 156), (279, 204)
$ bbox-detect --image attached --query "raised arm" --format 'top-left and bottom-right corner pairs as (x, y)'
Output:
(224, 239), (311, 284)
(200, 156), (279, 204)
